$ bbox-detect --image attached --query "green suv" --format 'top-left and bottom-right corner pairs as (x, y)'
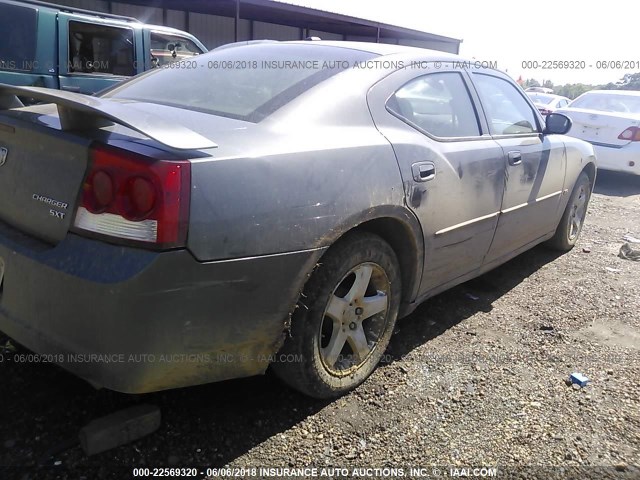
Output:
(0, 0), (207, 94)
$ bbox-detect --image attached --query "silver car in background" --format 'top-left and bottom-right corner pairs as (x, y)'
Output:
(526, 92), (571, 116)
(0, 41), (596, 399)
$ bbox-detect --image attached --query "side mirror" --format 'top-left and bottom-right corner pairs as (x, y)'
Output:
(544, 113), (572, 135)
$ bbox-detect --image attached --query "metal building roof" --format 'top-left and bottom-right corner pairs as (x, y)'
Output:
(119, 0), (462, 51)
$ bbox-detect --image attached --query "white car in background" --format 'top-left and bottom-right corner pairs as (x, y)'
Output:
(557, 90), (640, 175)
(526, 92), (571, 116)
(525, 87), (554, 94)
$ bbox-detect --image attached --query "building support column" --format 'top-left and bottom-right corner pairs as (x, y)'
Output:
(234, 0), (240, 42)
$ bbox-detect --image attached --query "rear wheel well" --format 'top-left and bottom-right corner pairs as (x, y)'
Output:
(350, 217), (420, 304)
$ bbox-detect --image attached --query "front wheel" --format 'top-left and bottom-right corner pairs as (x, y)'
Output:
(272, 232), (401, 399)
(546, 172), (592, 251)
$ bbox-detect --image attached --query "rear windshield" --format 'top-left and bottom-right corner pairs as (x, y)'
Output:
(570, 93), (640, 114)
(104, 44), (377, 123)
(0, 4), (38, 71)
(527, 93), (554, 104)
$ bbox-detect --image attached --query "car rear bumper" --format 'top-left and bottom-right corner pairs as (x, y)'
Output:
(0, 221), (324, 393)
(591, 142), (640, 175)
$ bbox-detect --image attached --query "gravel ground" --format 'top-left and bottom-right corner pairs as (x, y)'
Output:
(1, 171), (639, 480)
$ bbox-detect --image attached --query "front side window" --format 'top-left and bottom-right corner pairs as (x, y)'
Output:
(150, 32), (203, 68)
(0, 4), (37, 71)
(387, 72), (481, 138)
(69, 21), (135, 76)
(473, 74), (539, 135)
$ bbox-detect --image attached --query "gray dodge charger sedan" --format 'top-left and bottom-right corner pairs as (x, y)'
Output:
(0, 41), (595, 398)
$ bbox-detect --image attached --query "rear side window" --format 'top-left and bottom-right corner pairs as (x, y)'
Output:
(0, 4), (37, 71)
(150, 31), (204, 68)
(473, 73), (539, 135)
(104, 44), (377, 123)
(388, 72), (480, 138)
(69, 21), (135, 76)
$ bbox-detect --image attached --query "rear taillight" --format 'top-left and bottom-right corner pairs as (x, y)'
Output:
(618, 126), (640, 141)
(73, 144), (191, 249)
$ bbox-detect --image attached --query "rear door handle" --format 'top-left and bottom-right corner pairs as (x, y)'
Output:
(508, 151), (522, 166)
(411, 162), (436, 182)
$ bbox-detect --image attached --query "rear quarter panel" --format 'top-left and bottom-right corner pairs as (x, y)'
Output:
(187, 126), (407, 261)
(186, 62), (414, 261)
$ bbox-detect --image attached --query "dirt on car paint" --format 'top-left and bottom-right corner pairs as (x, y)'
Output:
(0, 171), (638, 480)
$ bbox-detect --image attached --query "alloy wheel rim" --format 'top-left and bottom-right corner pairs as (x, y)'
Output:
(318, 262), (390, 375)
(568, 185), (588, 241)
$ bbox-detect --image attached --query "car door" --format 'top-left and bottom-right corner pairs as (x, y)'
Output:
(368, 67), (506, 295)
(57, 15), (142, 94)
(470, 72), (567, 264)
(0, 2), (59, 90)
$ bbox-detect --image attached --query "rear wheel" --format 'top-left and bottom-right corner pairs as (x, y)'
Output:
(272, 232), (401, 399)
(546, 172), (592, 251)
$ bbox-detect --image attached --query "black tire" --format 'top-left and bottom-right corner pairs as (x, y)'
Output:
(272, 232), (401, 399)
(546, 172), (592, 251)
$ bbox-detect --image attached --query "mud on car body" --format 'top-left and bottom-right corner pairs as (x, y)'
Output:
(0, 41), (595, 398)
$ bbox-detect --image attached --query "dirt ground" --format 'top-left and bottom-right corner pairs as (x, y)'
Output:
(1, 171), (639, 480)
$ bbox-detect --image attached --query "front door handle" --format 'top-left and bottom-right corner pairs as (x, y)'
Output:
(508, 151), (522, 166)
(412, 162), (436, 182)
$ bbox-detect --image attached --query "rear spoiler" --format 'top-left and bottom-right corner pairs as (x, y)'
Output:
(0, 84), (217, 151)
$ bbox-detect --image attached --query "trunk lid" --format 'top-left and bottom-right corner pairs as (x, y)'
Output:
(0, 114), (90, 244)
(0, 84), (218, 245)
(561, 108), (640, 147)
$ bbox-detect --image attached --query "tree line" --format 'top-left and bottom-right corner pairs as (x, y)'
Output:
(521, 73), (640, 99)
